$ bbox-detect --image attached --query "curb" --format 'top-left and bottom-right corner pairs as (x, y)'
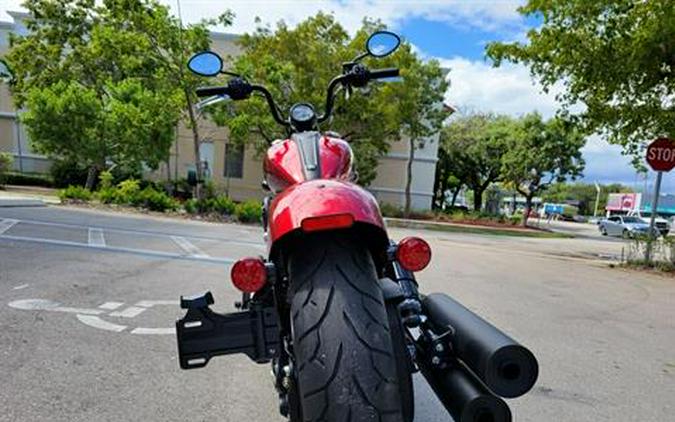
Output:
(384, 217), (573, 238)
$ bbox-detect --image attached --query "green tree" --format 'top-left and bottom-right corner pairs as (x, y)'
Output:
(209, 13), (444, 186)
(543, 182), (633, 215)
(398, 60), (449, 217)
(486, 0), (675, 161)
(501, 113), (585, 226)
(5, 0), (232, 191)
(441, 114), (514, 211)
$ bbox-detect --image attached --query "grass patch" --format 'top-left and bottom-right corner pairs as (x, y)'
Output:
(619, 260), (675, 274)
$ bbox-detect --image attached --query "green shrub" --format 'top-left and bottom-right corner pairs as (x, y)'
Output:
(234, 200), (262, 223)
(113, 179), (141, 204)
(210, 195), (235, 214)
(49, 159), (89, 188)
(59, 185), (92, 201)
(1, 171), (54, 187)
(379, 202), (404, 218)
(99, 171), (114, 189)
(96, 187), (116, 203)
(184, 198), (199, 214)
(135, 187), (179, 211)
(0, 152), (13, 186)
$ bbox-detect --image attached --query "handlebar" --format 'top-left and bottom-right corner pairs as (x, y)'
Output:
(195, 81), (289, 127)
(196, 86), (229, 97)
(368, 68), (400, 80)
(196, 65), (399, 128)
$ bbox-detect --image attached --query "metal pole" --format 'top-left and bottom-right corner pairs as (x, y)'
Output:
(15, 118), (24, 173)
(593, 181), (600, 217)
(645, 171), (663, 263)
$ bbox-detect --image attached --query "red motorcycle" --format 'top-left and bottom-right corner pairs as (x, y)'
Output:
(176, 31), (538, 422)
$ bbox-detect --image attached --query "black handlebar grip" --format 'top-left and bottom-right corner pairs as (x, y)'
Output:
(195, 86), (230, 98)
(368, 68), (400, 80)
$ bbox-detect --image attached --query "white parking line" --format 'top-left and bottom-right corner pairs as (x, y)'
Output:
(5, 217), (263, 246)
(76, 315), (127, 332)
(0, 219), (18, 235)
(0, 234), (234, 264)
(88, 228), (106, 247)
(130, 327), (175, 335)
(12, 284), (29, 290)
(171, 236), (209, 258)
(136, 300), (179, 307)
(99, 301), (124, 310)
(109, 306), (146, 318)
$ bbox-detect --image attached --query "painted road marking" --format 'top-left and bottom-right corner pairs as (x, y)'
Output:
(130, 327), (175, 335)
(136, 300), (179, 307)
(0, 219), (18, 235)
(171, 236), (209, 258)
(3, 217), (262, 246)
(88, 228), (106, 247)
(99, 301), (124, 310)
(109, 306), (146, 318)
(0, 234), (234, 264)
(9, 298), (178, 335)
(8, 299), (104, 315)
(12, 284), (29, 290)
(76, 315), (127, 332)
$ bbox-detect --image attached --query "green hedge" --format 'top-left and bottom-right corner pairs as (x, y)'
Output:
(234, 200), (262, 223)
(2, 171), (55, 188)
(59, 185), (93, 201)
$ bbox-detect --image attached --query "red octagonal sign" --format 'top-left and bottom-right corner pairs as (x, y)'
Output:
(646, 137), (675, 172)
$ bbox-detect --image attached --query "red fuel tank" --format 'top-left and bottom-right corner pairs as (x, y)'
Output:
(263, 133), (353, 192)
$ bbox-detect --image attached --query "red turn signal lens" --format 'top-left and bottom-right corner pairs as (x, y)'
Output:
(231, 258), (267, 293)
(301, 213), (354, 232)
(396, 237), (431, 272)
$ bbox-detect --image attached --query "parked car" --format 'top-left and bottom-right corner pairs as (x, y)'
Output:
(598, 215), (660, 238)
(639, 216), (670, 237)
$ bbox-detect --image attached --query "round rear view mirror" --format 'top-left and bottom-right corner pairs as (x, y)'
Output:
(187, 51), (223, 77)
(366, 31), (401, 58)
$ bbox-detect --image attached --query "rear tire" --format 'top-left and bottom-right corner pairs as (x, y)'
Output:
(289, 232), (405, 422)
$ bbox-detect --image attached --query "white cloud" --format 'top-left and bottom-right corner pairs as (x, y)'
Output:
(441, 56), (562, 118)
(437, 56), (651, 187)
(1, 0), (525, 36)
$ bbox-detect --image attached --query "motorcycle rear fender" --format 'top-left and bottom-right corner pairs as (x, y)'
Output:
(268, 179), (389, 261)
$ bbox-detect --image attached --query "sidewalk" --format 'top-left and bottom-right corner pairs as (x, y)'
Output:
(0, 185), (60, 207)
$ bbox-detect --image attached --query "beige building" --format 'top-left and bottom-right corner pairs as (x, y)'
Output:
(1, 11), (440, 209)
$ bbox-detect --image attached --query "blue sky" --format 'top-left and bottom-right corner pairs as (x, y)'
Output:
(1, 1), (671, 193)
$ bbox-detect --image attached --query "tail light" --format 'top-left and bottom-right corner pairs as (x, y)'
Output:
(301, 213), (354, 232)
(396, 237), (431, 272)
(231, 257), (267, 293)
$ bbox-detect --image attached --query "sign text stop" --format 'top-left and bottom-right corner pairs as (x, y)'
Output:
(646, 137), (675, 172)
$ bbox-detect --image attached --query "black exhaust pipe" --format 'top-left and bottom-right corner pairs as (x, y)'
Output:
(423, 293), (538, 398)
(418, 359), (512, 422)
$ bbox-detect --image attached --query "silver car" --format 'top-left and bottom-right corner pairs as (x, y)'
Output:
(599, 216), (659, 238)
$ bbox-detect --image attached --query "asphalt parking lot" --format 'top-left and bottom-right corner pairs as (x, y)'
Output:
(1, 205), (674, 421)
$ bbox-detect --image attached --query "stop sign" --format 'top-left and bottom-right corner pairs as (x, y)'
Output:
(646, 137), (675, 172)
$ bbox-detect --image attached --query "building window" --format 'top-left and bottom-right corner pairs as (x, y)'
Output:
(224, 143), (244, 178)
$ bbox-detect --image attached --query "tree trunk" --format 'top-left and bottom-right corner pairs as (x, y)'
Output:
(85, 166), (99, 191)
(432, 166), (443, 210)
(522, 194), (533, 227)
(184, 90), (203, 200)
(473, 188), (483, 212)
(450, 186), (461, 208)
(404, 138), (415, 218)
